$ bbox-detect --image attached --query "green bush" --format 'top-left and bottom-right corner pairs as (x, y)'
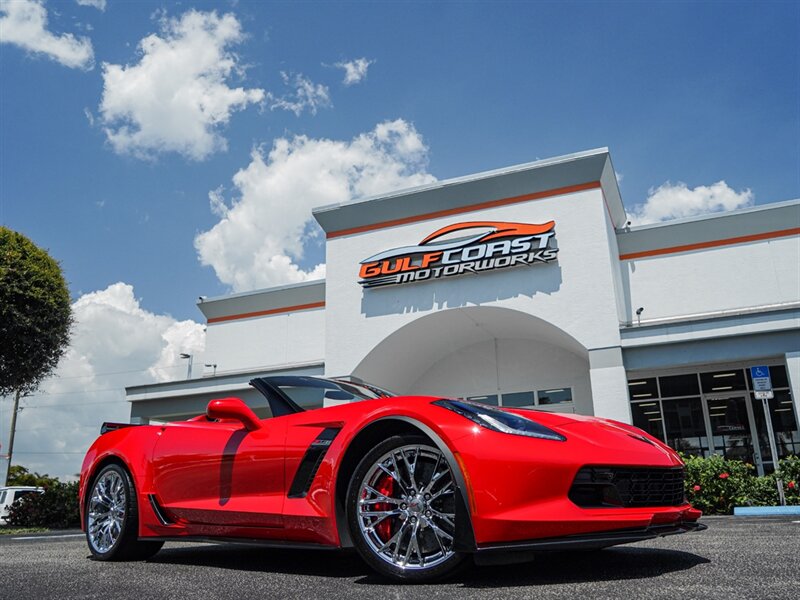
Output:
(6, 481), (80, 529)
(683, 454), (798, 514)
(776, 455), (799, 505)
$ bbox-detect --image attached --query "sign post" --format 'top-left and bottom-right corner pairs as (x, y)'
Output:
(750, 366), (783, 503)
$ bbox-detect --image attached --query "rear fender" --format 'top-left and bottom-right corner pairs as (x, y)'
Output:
(79, 426), (161, 533)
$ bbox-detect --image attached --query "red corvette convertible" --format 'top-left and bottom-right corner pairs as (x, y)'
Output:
(79, 376), (705, 582)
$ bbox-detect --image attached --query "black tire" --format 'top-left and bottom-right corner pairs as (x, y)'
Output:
(85, 464), (163, 561)
(346, 435), (467, 582)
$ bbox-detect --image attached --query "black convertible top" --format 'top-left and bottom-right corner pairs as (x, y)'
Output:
(249, 376), (394, 417)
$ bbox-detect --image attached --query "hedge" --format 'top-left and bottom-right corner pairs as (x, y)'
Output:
(5, 481), (80, 529)
(683, 454), (799, 514)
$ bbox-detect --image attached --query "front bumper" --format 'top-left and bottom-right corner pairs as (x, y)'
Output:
(473, 520), (707, 564)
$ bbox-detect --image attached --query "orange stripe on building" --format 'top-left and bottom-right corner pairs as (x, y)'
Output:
(207, 301), (326, 324)
(326, 181), (601, 239)
(619, 228), (800, 261)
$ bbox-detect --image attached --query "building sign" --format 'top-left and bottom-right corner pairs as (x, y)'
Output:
(358, 221), (558, 288)
(750, 366), (774, 400)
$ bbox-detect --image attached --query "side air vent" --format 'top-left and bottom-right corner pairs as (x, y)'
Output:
(147, 494), (173, 525)
(287, 428), (341, 499)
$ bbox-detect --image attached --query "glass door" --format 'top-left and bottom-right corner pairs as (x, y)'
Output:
(704, 394), (764, 475)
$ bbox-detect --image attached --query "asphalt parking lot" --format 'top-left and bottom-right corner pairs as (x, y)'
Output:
(1, 516), (797, 600)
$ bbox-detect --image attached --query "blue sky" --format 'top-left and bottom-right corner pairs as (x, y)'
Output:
(1, 0), (798, 478)
(3, 0), (798, 321)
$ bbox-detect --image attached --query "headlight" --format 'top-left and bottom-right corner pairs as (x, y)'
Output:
(433, 399), (566, 441)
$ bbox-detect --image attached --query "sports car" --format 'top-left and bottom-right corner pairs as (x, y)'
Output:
(79, 376), (705, 582)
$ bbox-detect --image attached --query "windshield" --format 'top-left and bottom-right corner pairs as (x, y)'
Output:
(263, 376), (393, 409)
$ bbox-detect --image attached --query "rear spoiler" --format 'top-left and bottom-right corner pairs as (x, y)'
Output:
(100, 422), (142, 435)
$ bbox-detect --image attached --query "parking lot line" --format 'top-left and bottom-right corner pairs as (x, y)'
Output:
(12, 533), (85, 541)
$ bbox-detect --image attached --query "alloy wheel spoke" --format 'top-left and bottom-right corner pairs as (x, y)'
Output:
(426, 518), (454, 542)
(400, 447), (419, 490)
(360, 509), (401, 518)
(390, 453), (411, 493)
(365, 513), (394, 532)
(385, 520), (409, 557)
(429, 519), (447, 556)
(430, 480), (454, 501)
(429, 508), (455, 528)
(402, 520), (421, 566)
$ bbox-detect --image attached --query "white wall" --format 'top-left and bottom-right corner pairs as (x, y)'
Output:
(623, 235), (800, 321)
(204, 308), (325, 373)
(324, 188), (625, 380)
(409, 338), (593, 414)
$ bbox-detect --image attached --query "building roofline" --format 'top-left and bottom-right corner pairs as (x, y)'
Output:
(617, 198), (799, 260)
(313, 147), (611, 215)
(312, 148), (627, 235)
(627, 198), (800, 231)
(199, 279), (325, 306)
(197, 279), (326, 322)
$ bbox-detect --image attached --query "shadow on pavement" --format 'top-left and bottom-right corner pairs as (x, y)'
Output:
(456, 547), (710, 589)
(148, 544), (370, 578)
(148, 543), (709, 587)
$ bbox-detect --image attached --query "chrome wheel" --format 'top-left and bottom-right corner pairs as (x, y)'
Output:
(87, 470), (126, 554)
(357, 444), (456, 570)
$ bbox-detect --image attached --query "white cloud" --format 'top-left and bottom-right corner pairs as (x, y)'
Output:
(334, 57), (374, 86)
(98, 9), (264, 161)
(627, 180), (754, 226)
(195, 119), (436, 292)
(75, 0), (105, 11)
(267, 72), (331, 116)
(0, 283), (205, 480)
(0, 0), (94, 70)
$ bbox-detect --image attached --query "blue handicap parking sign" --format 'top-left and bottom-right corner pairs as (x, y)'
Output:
(750, 366), (773, 396)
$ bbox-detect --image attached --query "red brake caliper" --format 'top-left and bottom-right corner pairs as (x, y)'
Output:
(374, 474), (395, 542)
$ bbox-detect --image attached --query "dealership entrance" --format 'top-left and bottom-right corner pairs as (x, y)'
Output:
(351, 305), (594, 416)
(628, 364), (798, 476)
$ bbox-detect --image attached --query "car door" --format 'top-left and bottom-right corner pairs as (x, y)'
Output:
(151, 416), (287, 529)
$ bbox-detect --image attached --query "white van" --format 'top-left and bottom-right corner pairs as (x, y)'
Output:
(0, 486), (44, 524)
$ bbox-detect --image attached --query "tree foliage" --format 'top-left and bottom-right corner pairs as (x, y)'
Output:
(6, 465), (60, 488)
(0, 227), (73, 397)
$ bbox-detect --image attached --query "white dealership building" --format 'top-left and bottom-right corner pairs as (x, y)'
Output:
(127, 148), (800, 475)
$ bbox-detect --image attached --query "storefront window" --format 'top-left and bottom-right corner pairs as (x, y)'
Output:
(659, 373), (699, 398)
(700, 369), (747, 394)
(537, 388), (572, 404)
(751, 390), (800, 462)
(627, 378), (658, 400)
(631, 401), (665, 441)
(629, 364), (798, 475)
(662, 397), (710, 457)
(501, 391), (535, 408)
(467, 394), (499, 406)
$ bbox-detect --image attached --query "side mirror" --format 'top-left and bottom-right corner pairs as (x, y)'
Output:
(207, 398), (262, 431)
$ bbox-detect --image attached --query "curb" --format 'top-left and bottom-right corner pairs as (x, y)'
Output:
(733, 506), (800, 516)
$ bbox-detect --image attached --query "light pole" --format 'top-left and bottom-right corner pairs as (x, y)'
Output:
(2, 389), (21, 486)
(179, 353), (193, 379)
(205, 363), (218, 376)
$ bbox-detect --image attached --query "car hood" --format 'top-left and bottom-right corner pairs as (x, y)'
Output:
(506, 408), (682, 466)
